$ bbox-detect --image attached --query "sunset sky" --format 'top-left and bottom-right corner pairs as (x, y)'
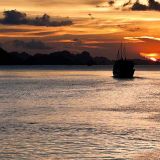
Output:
(1, 0), (160, 60)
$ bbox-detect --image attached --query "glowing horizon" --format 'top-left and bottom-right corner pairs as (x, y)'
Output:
(0, 0), (160, 59)
(140, 52), (160, 61)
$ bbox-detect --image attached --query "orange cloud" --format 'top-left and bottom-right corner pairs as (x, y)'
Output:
(125, 36), (160, 42)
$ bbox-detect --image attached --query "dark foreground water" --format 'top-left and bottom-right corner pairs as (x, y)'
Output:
(0, 65), (160, 160)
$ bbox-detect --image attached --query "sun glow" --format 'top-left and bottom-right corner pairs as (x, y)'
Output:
(150, 57), (157, 62)
(140, 52), (160, 62)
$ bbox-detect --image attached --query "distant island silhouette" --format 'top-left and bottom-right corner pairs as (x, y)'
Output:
(0, 47), (159, 65)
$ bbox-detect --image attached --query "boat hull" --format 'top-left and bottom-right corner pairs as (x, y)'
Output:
(113, 60), (135, 78)
(113, 69), (135, 78)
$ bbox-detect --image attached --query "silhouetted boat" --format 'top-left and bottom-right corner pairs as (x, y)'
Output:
(113, 43), (135, 78)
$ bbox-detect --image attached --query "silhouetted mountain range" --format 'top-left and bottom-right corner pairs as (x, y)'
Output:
(0, 47), (159, 65)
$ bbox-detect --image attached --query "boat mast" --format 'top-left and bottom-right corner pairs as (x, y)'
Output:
(123, 45), (127, 60)
(117, 41), (127, 60)
(121, 42), (123, 60)
(117, 49), (120, 60)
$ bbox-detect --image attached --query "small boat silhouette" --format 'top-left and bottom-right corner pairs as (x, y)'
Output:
(113, 43), (135, 78)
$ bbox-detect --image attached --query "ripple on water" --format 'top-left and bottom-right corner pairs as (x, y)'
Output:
(0, 68), (160, 159)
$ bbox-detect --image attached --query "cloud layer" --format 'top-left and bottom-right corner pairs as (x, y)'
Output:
(12, 39), (52, 50)
(0, 10), (73, 27)
(128, 0), (160, 11)
(104, 0), (160, 11)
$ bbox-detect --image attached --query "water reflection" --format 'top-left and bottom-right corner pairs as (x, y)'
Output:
(0, 66), (160, 159)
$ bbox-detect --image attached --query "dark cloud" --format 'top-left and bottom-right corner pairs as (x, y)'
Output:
(12, 39), (52, 50)
(131, 0), (160, 11)
(96, 0), (114, 8)
(1, 10), (27, 25)
(131, 1), (148, 11)
(104, 0), (160, 11)
(0, 28), (38, 33)
(31, 31), (55, 36)
(122, 0), (132, 8)
(117, 25), (141, 32)
(148, 0), (160, 10)
(107, 0), (115, 6)
(0, 10), (73, 27)
(29, 14), (73, 26)
(88, 13), (95, 19)
(73, 38), (82, 45)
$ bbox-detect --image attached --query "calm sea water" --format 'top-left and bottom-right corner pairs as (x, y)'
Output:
(0, 65), (160, 160)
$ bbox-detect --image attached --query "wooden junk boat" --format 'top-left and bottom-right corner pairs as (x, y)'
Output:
(113, 43), (135, 78)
